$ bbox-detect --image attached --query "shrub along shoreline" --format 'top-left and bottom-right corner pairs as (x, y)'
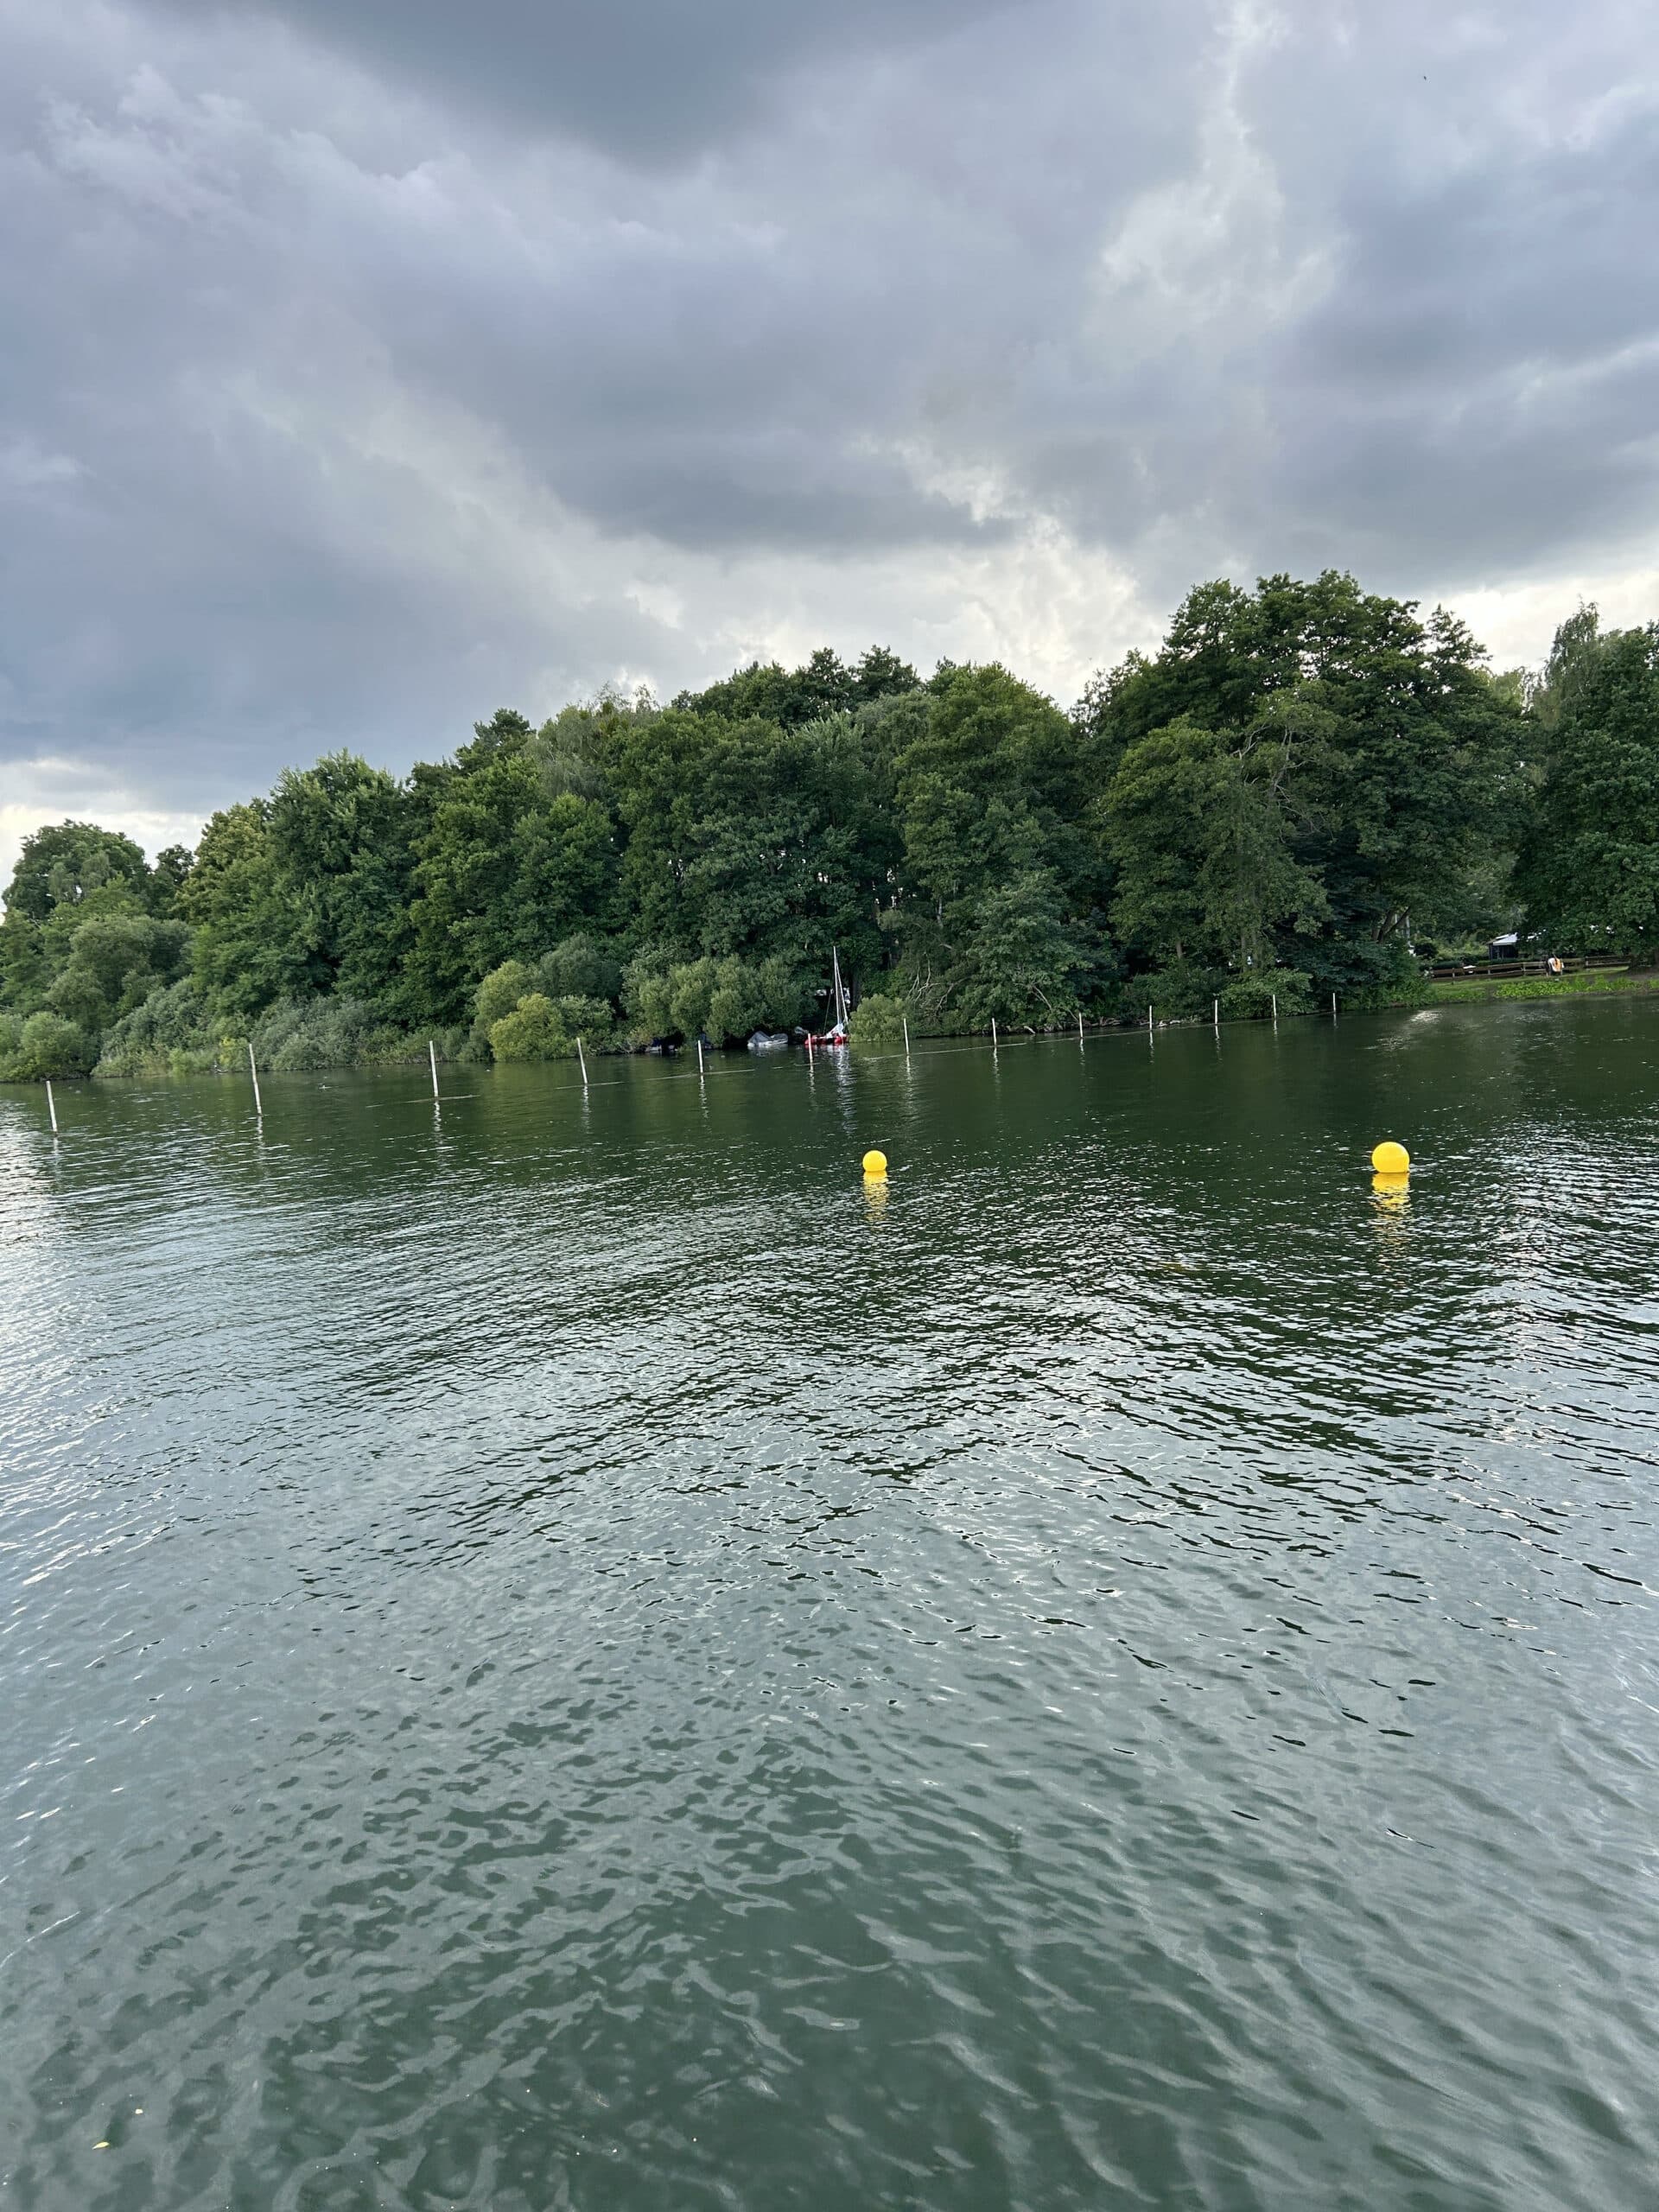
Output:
(4, 575), (1656, 1084)
(1425, 966), (1656, 1005)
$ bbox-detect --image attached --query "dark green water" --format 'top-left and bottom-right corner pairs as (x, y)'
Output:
(3, 1000), (1658, 2211)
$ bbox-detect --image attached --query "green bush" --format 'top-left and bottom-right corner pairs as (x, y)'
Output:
(1306, 938), (1427, 1010)
(96, 979), (220, 1075)
(849, 992), (907, 1045)
(48, 913), (192, 1032)
(1135, 960), (1221, 1023)
(251, 995), (406, 1071)
(551, 995), (616, 1048)
(622, 952), (677, 1041)
(625, 954), (805, 1045)
(489, 992), (575, 1061)
(0, 1009), (94, 1080)
(539, 932), (622, 1005)
(471, 961), (537, 1057)
(475, 966), (615, 1061)
(1219, 969), (1313, 1020)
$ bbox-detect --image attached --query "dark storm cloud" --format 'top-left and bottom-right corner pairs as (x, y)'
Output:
(1248, 31), (1659, 586)
(2, 0), (1657, 850)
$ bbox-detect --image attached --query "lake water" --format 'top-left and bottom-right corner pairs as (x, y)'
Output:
(3, 999), (1658, 2211)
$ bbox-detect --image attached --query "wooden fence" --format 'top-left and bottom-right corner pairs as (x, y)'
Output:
(1424, 953), (1624, 982)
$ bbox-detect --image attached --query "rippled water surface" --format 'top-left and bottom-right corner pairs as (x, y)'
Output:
(4, 999), (1659, 2211)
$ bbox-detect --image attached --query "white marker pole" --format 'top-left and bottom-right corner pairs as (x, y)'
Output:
(1332, 992), (1338, 1020)
(1213, 997), (1220, 1032)
(902, 1014), (911, 1059)
(990, 1016), (998, 1051)
(248, 1040), (263, 1119)
(1078, 1011), (1084, 1043)
(1271, 993), (1278, 1025)
(577, 1035), (589, 1090)
(1147, 1005), (1154, 1034)
(45, 1078), (58, 1135)
(429, 1039), (440, 1098)
(696, 1035), (704, 1077)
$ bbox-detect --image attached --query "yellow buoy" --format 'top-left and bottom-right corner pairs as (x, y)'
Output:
(1371, 1140), (1410, 1175)
(862, 1147), (888, 1179)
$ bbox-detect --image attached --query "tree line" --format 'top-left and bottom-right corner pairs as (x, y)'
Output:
(3, 572), (1655, 1082)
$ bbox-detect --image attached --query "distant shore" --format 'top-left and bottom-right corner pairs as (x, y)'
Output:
(1424, 966), (1656, 1007)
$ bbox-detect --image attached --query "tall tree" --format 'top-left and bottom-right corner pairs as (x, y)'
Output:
(3, 820), (151, 924)
(48, 914), (192, 1033)
(1516, 613), (1659, 958)
(176, 802), (289, 1020)
(406, 715), (617, 1022)
(673, 644), (918, 728)
(266, 752), (411, 1003)
(1080, 573), (1524, 986)
(891, 664), (1104, 1018)
(1104, 717), (1325, 973)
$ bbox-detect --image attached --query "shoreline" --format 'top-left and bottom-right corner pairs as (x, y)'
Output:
(1424, 966), (1656, 1007)
(3, 972), (1656, 1087)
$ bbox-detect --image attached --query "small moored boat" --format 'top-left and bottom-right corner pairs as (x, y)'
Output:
(804, 948), (852, 1048)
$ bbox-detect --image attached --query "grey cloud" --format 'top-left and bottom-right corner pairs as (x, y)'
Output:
(1231, 2), (1659, 589)
(150, 0), (1019, 162)
(2, 0), (1658, 843)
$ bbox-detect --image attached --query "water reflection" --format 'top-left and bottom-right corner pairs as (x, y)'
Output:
(2, 998), (1657, 2212)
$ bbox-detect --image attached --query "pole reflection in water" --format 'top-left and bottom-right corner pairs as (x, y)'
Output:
(2, 995), (1657, 2212)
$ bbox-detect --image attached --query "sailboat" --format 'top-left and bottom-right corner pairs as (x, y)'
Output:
(806, 946), (851, 1048)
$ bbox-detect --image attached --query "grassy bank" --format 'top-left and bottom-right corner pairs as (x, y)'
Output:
(1425, 966), (1656, 1005)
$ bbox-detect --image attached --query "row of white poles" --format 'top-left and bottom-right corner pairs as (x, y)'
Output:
(1140, 990), (1331, 1033)
(41, 989), (1346, 1136)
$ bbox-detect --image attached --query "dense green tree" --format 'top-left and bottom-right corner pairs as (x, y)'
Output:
(1516, 614), (1659, 958)
(4, 820), (151, 923)
(3, 594), (1625, 1084)
(680, 711), (899, 975)
(598, 703), (899, 997)
(673, 644), (918, 728)
(947, 871), (1093, 1027)
(1, 818), (166, 1020)
(470, 959), (540, 1054)
(540, 931), (623, 1004)
(488, 993), (575, 1061)
(622, 952), (804, 1044)
(265, 751), (411, 1005)
(0, 909), (49, 1014)
(48, 913), (192, 1033)
(1081, 573), (1524, 988)
(0, 1008), (92, 1080)
(406, 714), (617, 1023)
(175, 804), (280, 1018)
(891, 664), (1103, 1018)
(149, 846), (196, 918)
(1103, 716), (1325, 975)
(176, 802), (289, 1020)
(486, 990), (614, 1060)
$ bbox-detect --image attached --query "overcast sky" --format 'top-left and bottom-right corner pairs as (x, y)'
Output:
(3, 0), (1656, 873)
